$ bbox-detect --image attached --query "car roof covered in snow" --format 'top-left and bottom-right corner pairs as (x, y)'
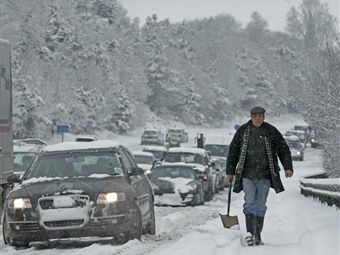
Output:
(167, 147), (207, 155)
(41, 140), (121, 153)
(143, 146), (168, 152)
(133, 151), (156, 157)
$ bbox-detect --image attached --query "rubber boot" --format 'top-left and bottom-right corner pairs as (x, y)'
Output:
(254, 216), (264, 245)
(245, 214), (256, 246)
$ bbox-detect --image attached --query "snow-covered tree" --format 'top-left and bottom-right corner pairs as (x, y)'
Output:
(105, 87), (132, 134)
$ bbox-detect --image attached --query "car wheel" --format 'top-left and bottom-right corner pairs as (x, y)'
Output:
(192, 192), (201, 206)
(199, 188), (205, 205)
(2, 213), (29, 248)
(145, 203), (156, 235)
(115, 207), (142, 244)
(131, 207), (143, 240)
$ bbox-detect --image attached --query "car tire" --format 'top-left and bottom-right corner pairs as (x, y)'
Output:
(115, 207), (142, 244)
(131, 208), (143, 240)
(145, 202), (156, 235)
(192, 192), (201, 206)
(199, 188), (205, 205)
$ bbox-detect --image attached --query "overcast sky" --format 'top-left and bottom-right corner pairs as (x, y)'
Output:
(119, 0), (339, 31)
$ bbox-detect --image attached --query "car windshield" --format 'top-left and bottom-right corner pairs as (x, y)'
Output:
(204, 144), (228, 157)
(13, 152), (36, 172)
(288, 143), (301, 150)
(25, 152), (124, 179)
(164, 152), (205, 164)
(134, 155), (154, 164)
(144, 131), (156, 135)
(152, 166), (195, 179)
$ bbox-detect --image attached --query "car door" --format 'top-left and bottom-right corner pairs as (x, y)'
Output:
(118, 146), (152, 225)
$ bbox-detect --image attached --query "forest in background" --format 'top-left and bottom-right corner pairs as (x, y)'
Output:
(0, 0), (339, 176)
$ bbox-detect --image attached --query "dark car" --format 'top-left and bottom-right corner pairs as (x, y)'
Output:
(2, 140), (155, 247)
(210, 157), (227, 190)
(163, 147), (214, 201)
(149, 163), (204, 206)
(287, 141), (304, 161)
(141, 130), (164, 145)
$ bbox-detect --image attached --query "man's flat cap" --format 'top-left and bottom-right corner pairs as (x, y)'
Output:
(250, 106), (265, 114)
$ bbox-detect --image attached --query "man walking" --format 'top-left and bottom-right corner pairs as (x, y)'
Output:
(226, 106), (293, 246)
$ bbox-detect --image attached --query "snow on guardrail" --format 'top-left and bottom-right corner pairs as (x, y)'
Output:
(299, 174), (340, 209)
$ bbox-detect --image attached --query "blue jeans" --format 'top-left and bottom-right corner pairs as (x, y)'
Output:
(242, 178), (271, 217)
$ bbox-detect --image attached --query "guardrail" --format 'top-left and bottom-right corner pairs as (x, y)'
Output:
(299, 173), (340, 209)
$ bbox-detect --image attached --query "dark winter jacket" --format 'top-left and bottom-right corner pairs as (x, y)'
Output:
(226, 120), (293, 193)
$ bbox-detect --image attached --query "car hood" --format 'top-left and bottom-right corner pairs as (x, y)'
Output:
(8, 176), (130, 206)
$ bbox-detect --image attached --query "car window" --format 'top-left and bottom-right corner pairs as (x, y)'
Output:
(152, 166), (195, 179)
(118, 146), (136, 173)
(13, 152), (36, 172)
(25, 151), (124, 179)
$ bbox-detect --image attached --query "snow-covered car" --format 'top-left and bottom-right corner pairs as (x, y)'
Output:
(149, 163), (204, 206)
(287, 141), (304, 161)
(13, 138), (48, 146)
(162, 147), (214, 201)
(142, 145), (167, 161)
(204, 144), (229, 158)
(3, 140), (155, 247)
(75, 135), (97, 142)
(284, 130), (307, 144)
(13, 145), (38, 176)
(165, 129), (189, 143)
(141, 130), (164, 145)
(133, 151), (158, 174)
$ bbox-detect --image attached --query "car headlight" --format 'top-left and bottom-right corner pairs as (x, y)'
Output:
(296, 151), (301, 155)
(187, 182), (197, 190)
(311, 138), (315, 142)
(96, 192), (125, 204)
(9, 198), (32, 209)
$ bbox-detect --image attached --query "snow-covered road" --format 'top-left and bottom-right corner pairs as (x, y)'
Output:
(1, 115), (339, 255)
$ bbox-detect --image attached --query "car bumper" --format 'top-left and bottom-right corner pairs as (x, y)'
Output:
(5, 214), (130, 242)
(291, 155), (303, 160)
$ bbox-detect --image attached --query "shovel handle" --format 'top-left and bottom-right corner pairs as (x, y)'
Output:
(227, 183), (232, 215)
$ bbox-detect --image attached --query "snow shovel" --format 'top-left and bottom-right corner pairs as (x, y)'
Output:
(219, 184), (239, 229)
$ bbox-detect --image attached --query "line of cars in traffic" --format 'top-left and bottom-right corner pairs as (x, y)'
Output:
(283, 124), (322, 161)
(4, 133), (230, 248)
(140, 128), (189, 145)
(133, 143), (229, 207)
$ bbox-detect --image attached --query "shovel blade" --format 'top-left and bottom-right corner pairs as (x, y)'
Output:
(219, 213), (239, 229)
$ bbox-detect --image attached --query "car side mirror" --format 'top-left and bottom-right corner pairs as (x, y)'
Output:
(7, 173), (21, 184)
(130, 167), (144, 176)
